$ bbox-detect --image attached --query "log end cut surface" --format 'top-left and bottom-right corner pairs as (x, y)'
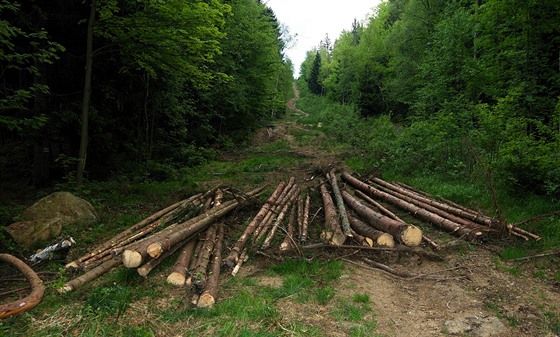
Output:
(166, 272), (186, 287)
(377, 233), (396, 248)
(401, 226), (423, 247)
(197, 292), (215, 308)
(122, 250), (143, 268)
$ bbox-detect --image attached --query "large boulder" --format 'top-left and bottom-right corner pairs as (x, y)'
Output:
(6, 192), (99, 249)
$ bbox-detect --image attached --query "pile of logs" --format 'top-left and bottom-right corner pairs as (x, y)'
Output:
(223, 177), (310, 275)
(337, 172), (541, 244)
(58, 186), (265, 309)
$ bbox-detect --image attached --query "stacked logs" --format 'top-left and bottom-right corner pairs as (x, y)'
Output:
(58, 186), (264, 303)
(223, 177), (310, 275)
(340, 172), (541, 243)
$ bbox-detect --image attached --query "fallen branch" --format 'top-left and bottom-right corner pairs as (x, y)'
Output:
(508, 251), (560, 262)
(0, 254), (45, 319)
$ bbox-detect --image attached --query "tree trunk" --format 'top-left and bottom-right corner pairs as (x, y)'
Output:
(253, 178), (296, 241)
(341, 189), (422, 246)
(261, 192), (298, 250)
(355, 190), (402, 222)
(76, 0), (97, 187)
(192, 224), (218, 294)
(186, 236), (206, 287)
(319, 182), (346, 246)
(254, 183), (299, 244)
(348, 215), (395, 248)
(370, 180), (499, 235)
(59, 257), (121, 293)
(301, 193), (310, 243)
(279, 204), (297, 251)
(167, 237), (197, 286)
(223, 181), (286, 269)
(138, 236), (192, 278)
(370, 177), (499, 229)
(342, 173), (482, 241)
(197, 223), (225, 308)
(0, 254), (45, 318)
(327, 170), (352, 236)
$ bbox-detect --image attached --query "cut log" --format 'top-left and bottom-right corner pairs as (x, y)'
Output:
(296, 194), (304, 241)
(231, 248), (248, 277)
(146, 186), (264, 262)
(254, 183), (299, 244)
(192, 224), (219, 294)
(319, 182), (346, 246)
(341, 189), (422, 246)
(355, 190), (403, 222)
(197, 223), (225, 309)
(327, 170), (352, 236)
(301, 193), (310, 243)
(279, 204), (297, 251)
(59, 257), (122, 293)
(0, 254), (45, 319)
(223, 181), (287, 269)
(370, 181), (499, 235)
(370, 177), (500, 229)
(186, 236), (206, 287)
(138, 236), (193, 278)
(348, 215), (395, 248)
(261, 192), (298, 250)
(342, 173), (482, 241)
(349, 228), (374, 247)
(253, 179), (297, 242)
(65, 192), (203, 270)
(167, 237), (197, 286)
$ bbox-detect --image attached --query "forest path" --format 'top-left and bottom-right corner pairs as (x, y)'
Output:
(254, 83), (560, 337)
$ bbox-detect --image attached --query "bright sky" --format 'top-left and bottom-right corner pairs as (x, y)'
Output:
(266, 0), (381, 77)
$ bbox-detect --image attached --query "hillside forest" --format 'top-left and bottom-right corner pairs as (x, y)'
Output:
(0, 0), (293, 187)
(300, 0), (560, 197)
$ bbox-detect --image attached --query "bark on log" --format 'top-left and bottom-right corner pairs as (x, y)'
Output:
(349, 228), (374, 247)
(167, 238), (197, 286)
(327, 170), (352, 236)
(65, 193), (203, 270)
(301, 193), (310, 243)
(186, 237), (206, 287)
(342, 173), (482, 241)
(197, 223), (225, 309)
(348, 215), (395, 248)
(231, 248), (248, 277)
(296, 194), (304, 241)
(253, 179), (297, 241)
(370, 181), (499, 235)
(342, 189), (422, 246)
(223, 181), (286, 269)
(0, 254), (45, 319)
(279, 204), (297, 251)
(355, 190), (403, 222)
(146, 186), (264, 261)
(319, 182), (346, 246)
(261, 192), (298, 250)
(138, 236), (193, 278)
(192, 224), (218, 294)
(254, 184), (299, 245)
(371, 177), (499, 229)
(59, 257), (122, 293)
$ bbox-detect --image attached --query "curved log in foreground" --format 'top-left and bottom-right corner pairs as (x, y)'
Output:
(0, 254), (45, 319)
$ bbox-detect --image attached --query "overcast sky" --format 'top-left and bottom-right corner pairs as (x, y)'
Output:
(266, 0), (382, 77)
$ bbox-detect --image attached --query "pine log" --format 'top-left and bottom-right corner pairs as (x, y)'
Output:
(348, 215), (395, 248)
(296, 194), (304, 241)
(146, 186), (264, 261)
(65, 193), (203, 270)
(0, 254), (45, 319)
(327, 170), (352, 236)
(186, 236), (206, 287)
(223, 181), (287, 269)
(355, 190), (403, 222)
(253, 179), (296, 241)
(167, 238), (197, 286)
(341, 189), (422, 246)
(59, 257), (122, 293)
(370, 181), (499, 234)
(279, 204), (297, 251)
(319, 182), (346, 246)
(342, 173), (482, 241)
(301, 193), (310, 243)
(254, 184), (299, 244)
(138, 236), (193, 278)
(192, 224), (219, 294)
(261, 192), (298, 250)
(349, 228), (374, 247)
(231, 248), (248, 277)
(371, 177), (500, 229)
(197, 223), (225, 308)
